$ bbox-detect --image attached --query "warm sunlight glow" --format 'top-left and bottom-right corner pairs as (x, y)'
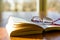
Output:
(6, 17), (15, 36)
(5, 16), (28, 36)
(6, 25), (14, 36)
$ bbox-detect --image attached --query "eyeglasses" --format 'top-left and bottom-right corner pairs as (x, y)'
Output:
(31, 16), (60, 26)
(31, 16), (42, 23)
(52, 18), (60, 26)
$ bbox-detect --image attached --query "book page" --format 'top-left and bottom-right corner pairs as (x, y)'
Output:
(6, 16), (41, 35)
(6, 16), (44, 36)
(45, 25), (60, 31)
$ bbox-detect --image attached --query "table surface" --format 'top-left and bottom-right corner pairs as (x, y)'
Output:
(0, 27), (60, 40)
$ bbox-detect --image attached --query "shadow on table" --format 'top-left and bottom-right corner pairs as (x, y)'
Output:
(44, 30), (60, 40)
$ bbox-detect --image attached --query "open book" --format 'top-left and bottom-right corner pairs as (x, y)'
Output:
(6, 16), (60, 37)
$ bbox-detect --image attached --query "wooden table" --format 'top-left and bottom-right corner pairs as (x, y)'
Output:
(0, 27), (60, 40)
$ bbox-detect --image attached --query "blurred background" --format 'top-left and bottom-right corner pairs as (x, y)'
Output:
(0, 0), (60, 27)
(0, 0), (39, 27)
